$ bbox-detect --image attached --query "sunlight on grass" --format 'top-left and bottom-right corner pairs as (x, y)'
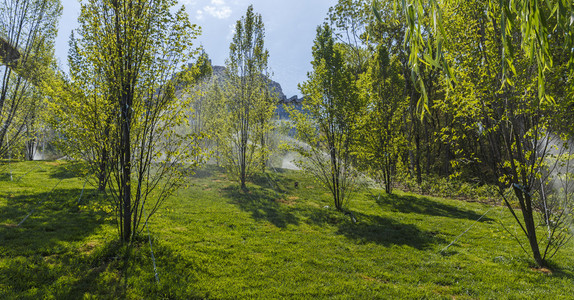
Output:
(0, 161), (572, 298)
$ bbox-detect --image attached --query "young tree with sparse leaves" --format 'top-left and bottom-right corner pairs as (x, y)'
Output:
(288, 24), (362, 213)
(67, 0), (203, 243)
(223, 5), (274, 190)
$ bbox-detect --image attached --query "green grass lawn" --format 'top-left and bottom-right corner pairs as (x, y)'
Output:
(0, 161), (573, 299)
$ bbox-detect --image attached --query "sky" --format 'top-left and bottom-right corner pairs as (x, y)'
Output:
(55, 0), (339, 97)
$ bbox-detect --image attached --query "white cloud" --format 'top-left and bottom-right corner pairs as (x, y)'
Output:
(180, 0), (198, 6)
(196, 9), (204, 20)
(201, 0), (232, 19)
(226, 23), (236, 40)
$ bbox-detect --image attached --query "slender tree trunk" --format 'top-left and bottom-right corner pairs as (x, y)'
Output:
(415, 128), (422, 186)
(260, 125), (266, 172)
(25, 139), (35, 160)
(384, 155), (393, 194)
(240, 114), (248, 190)
(329, 135), (342, 211)
(120, 90), (132, 242)
(116, 4), (132, 242)
(515, 188), (546, 266)
(98, 148), (108, 192)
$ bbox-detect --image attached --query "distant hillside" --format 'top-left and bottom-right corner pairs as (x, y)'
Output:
(210, 65), (294, 101)
(189, 65), (303, 119)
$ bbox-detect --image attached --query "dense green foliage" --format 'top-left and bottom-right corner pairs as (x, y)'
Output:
(1, 161), (573, 298)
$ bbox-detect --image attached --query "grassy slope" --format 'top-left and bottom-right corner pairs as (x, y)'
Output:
(0, 161), (572, 299)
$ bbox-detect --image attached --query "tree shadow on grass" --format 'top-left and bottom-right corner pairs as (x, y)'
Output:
(0, 188), (117, 298)
(49, 161), (86, 179)
(0, 235), (204, 299)
(222, 184), (299, 228)
(65, 237), (204, 299)
(301, 207), (444, 250)
(336, 211), (446, 249)
(375, 193), (494, 222)
(0, 188), (107, 256)
(250, 171), (299, 194)
(0, 239), (128, 299)
(190, 164), (226, 179)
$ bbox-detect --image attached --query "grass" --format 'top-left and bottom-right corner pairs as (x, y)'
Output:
(0, 161), (573, 299)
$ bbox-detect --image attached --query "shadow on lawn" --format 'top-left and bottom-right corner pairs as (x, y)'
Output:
(0, 187), (203, 298)
(65, 238), (204, 299)
(0, 235), (204, 298)
(335, 211), (446, 249)
(222, 183), (299, 228)
(49, 161), (86, 179)
(375, 193), (494, 222)
(190, 164), (227, 179)
(250, 172), (298, 194)
(292, 203), (443, 249)
(0, 188), (110, 297)
(0, 188), (107, 255)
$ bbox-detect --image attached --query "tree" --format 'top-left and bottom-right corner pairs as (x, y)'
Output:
(223, 5), (274, 190)
(288, 24), (362, 213)
(367, 0), (447, 187)
(356, 45), (407, 193)
(69, 0), (203, 242)
(204, 77), (228, 166)
(327, 0), (372, 76)
(0, 0), (61, 161)
(429, 0), (573, 267)
(184, 51), (213, 162)
(373, 0), (574, 117)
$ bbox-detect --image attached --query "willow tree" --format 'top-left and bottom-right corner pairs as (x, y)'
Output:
(0, 0), (61, 161)
(288, 24), (361, 212)
(223, 5), (274, 190)
(376, 0), (574, 111)
(70, 0), (202, 242)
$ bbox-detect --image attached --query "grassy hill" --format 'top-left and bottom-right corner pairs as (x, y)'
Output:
(0, 161), (573, 299)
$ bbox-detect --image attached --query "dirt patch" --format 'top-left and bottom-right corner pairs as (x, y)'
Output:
(43, 254), (60, 265)
(358, 274), (387, 283)
(275, 198), (295, 206)
(45, 161), (63, 166)
(305, 186), (314, 189)
(287, 196), (299, 201)
(80, 241), (100, 255)
(530, 267), (552, 274)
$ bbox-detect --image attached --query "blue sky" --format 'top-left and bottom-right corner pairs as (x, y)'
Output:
(55, 0), (338, 97)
